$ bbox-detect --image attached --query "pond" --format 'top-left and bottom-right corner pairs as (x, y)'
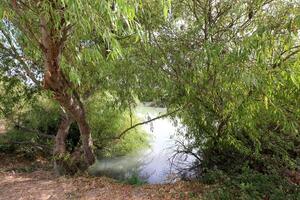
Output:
(89, 103), (195, 184)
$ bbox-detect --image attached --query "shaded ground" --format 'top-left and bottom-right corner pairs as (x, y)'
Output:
(0, 154), (207, 200)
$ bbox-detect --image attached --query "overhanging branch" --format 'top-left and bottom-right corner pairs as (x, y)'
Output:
(102, 103), (190, 141)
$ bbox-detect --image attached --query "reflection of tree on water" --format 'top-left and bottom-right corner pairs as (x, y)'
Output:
(89, 105), (196, 184)
(89, 153), (153, 182)
(168, 138), (201, 182)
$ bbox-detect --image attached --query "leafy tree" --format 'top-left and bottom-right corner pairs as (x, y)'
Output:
(137, 0), (300, 175)
(0, 0), (156, 167)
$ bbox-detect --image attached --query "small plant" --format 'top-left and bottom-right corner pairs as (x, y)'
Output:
(124, 172), (146, 185)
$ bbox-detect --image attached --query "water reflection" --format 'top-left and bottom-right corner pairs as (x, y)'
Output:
(89, 103), (195, 184)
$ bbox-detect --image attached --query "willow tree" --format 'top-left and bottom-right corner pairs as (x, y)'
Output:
(135, 0), (300, 173)
(0, 0), (151, 166)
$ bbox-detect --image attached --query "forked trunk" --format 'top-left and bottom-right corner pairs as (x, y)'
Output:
(40, 15), (95, 167)
(54, 92), (95, 165)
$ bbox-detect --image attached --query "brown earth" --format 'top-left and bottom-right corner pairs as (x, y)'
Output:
(0, 154), (207, 200)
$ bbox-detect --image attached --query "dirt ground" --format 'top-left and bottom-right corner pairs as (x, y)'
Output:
(0, 154), (207, 200)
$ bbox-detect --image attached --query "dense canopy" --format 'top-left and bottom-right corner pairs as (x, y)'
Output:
(0, 0), (299, 199)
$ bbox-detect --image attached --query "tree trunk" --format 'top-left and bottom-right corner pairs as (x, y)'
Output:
(78, 118), (95, 165)
(53, 112), (72, 156)
(40, 15), (95, 167)
(53, 112), (72, 175)
(54, 92), (95, 165)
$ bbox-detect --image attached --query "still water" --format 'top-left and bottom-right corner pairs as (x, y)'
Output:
(89, 103), (195, 184)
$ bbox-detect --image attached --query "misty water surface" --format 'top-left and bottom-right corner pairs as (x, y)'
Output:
(89, 103), (195, 184)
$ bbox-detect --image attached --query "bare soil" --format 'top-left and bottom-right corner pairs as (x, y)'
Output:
(0, 154), (207, 200)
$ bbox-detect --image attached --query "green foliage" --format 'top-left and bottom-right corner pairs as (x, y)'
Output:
(53, 152), (87, 175)
(204, 169), (300, 200)
(87, 92), (149, 157)
(0, 129), (36, 150)
(0, 89), (149, 157)
(0, 129), (52, 159)
(123, 172), (146, 185)
(130, 0), (300, 197)
(21, 94), (61, 135)
(0, 1), (299, 198)
(0, 77), (36, 120)
(137, 0), (300, 163)
(0, 0), (155, 100)
(201, 169), (229, 185)
(199, 123), (300, 175)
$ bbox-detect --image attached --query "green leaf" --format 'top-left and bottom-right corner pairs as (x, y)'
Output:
(163, 6), (168, 19)
(291, 73), (299, 89)
(264, 96), (268, 110)
(0, 8), (3, 19)
(294, 15), (300, 27)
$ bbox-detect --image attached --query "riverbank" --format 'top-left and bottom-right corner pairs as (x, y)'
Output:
(0, 153), (207, 200)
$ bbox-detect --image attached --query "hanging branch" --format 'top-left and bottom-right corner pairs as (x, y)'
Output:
(10, 0), (46, 52)
(272, 48), (300, 69)
(102, 103), (190, 141)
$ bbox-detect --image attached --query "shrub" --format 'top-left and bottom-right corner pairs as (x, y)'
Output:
(1, 91), (149, 160)
(205, 169), (300, 200)
(124, 172), (147, 185)
(0, 129), (52, 159)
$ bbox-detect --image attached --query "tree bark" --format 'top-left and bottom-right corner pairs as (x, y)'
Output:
(53, 112), (72, 175)
(53, 112), (72, 156)
(78, 118), (95, 165)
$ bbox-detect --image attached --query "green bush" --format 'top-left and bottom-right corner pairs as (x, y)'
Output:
(124, 172), (146, 185)
(86, 92), (149, 157)
(22, 95), (61, 136)
(205, 169), (300, 200)
(201, 169), (229, 185)
(0, 129), (52, 159)
(1, 91), (149, 159)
